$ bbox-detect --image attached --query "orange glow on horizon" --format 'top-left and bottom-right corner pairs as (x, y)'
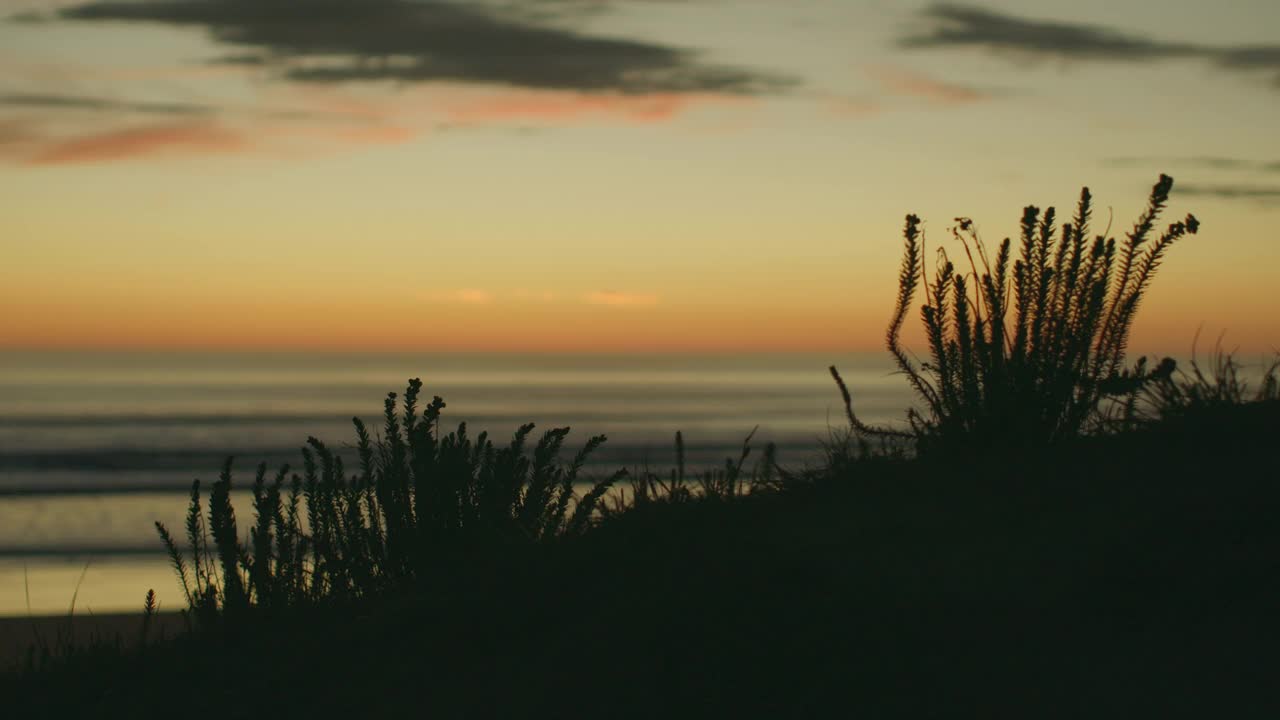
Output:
(1, 288), (1272, 355)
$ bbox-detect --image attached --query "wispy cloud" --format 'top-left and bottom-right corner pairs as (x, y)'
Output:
(904, 4), (1199, 61)
(1176, 184), (1280, 205)
(4, 3), (790, 167)
(904, 4), (1280, 90)
(4, 82), (690, 165)
(584, 290), (659, 307)
(6, 118), (421, 165)
(0, 92), (215, 116)
(25, 121), (247, 165)
(869, 66), (986, 105)
(1216, 46), (1280, 79)
(823, 66), (987, 119)
(1101, 156), (1280, 188)
(1101, 157), (1280, 204)
(0, 84), (429, 165)
(1104, 156), (1259, 171)
(56, 0), (793, 96)
(441, 90), (719, 125)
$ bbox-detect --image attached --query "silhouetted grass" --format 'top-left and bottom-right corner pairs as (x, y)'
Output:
(833, 175), (1198, 456)
(155, 378), (630, 620)
(610, 428), (781, 510)
(1142, 335), (1279, 419)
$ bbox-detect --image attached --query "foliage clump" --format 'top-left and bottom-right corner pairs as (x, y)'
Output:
(616, 429), (776, 508)
(156, 379), (621, 620)
(1142, 338), (1279, 419)
(834, 174), (1199, 454)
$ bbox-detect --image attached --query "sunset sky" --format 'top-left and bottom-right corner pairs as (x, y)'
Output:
(2, 0), (1278, 353)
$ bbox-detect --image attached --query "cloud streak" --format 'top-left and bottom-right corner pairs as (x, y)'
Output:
(0, 92), (215, 116)
(869, 66), (985, 105)
(57, 0), (793, 95)
(24, 121), (248, 165)
(904, 4), (1199, 61)
(3, 82), (698, 165)
(585, 290), (659, 307)
(1104, 156), (1260, 171)
(1176, 184), (1280, 205)
(4, 3), (788, 166)
(1104, 155), (1280, 174)
(440, 89), (721, 125)
(905, 4), (1280, 89)
(0, 83), (435, 165)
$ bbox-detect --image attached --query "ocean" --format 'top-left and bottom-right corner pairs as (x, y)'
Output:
(0, 351), (912, 616)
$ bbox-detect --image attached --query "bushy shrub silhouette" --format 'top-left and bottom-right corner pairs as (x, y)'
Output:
(833, 174), (1199, 455)
(156, 379), (621, 618)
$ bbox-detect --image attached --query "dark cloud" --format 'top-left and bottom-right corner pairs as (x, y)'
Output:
(1104, 157), (1258, 171)
(1101, 157), (1280, 203)
(1104, 157), (1280, 173)
(1176, 184), (1280, 205)
(1216, 46), (1280, 71)
(56, 0), (792, 95)
(904, 4), (1200, 61)
(6, 10), (48, 24)
(0, 92), (215, 116)
(207, 53), (269, 66)
(905, 4), (1280, 89)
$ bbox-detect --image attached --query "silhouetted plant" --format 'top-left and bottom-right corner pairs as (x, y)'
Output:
(697, 428), (763, 499)
(155, 378), (621, 618)
(139, 589), (156, 648)
(626, 431), (694, 505)
(1141, 336), (1279, 420)
(621, 428), (777, 506)
(833, 174), (1198, 454)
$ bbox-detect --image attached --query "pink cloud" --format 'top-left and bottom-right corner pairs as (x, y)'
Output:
(870, 67), (986, 105)
(25, 122), (248, 165)
(279, 84), (746, 130)
(267, 121), (421, 152)
(9, 81), (740, 167)
(331, 124), (417, 144)
(13, 115), (421, 166)
(441, 90), (727, 126)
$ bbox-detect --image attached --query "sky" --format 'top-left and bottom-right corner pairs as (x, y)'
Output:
(1, 0), (1278, 353)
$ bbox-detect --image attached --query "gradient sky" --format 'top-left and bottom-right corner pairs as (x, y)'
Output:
(2, 0), (1278, 353)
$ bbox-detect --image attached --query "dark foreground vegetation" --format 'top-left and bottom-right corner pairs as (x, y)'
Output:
(6, 176), (1279, 716)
